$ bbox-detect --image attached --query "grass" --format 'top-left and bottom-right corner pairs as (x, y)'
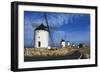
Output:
(24, 46), (76, 57)
(78, 47), (90, 58)
(24, 46), (90, 58)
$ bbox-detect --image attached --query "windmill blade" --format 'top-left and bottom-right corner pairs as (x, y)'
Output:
(29, 15), (40, 28)
(44, 13), (55, 47)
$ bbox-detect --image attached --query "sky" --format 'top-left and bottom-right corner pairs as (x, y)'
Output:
(24, 11), (90, 48)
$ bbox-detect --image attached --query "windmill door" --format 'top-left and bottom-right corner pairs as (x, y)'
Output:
(38, 41), (41, 47)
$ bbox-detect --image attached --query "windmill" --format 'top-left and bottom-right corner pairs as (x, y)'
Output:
(29, 12), (64, 48)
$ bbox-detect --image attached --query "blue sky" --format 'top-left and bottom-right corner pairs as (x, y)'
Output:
(24, 11), (90, 48)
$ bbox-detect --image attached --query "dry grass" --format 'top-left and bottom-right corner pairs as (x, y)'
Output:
(78, 47), (90, 58)
(24, 47), (75, 57)
(24, 46), (90, 58)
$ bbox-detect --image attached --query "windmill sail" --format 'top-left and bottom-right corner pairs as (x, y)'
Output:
(44, 13), (55, 47)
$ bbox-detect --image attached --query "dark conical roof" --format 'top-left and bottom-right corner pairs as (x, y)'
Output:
(61, 39), (65, 42)
(35, 24), (48, 31)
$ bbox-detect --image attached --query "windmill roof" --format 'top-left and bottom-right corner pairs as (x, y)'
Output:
(61, 39), (65, 42)
(35, 24), (48, 31)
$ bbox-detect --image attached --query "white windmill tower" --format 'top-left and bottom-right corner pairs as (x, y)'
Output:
(34, 24), (49, 48)
(30, 13), (57, 49)
(61, 39), (66, 48)
(66, 41), (70, 46)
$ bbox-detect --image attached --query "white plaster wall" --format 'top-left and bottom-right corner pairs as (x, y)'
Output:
(67, 42), (70, 46)
(61, 41), (66, 47)
(35, 30), (48, 48)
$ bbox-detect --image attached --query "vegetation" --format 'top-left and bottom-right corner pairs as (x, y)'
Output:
(78, 46), (90, 58)
(24, 46), (76, 57)
(24, 46), (90, 59)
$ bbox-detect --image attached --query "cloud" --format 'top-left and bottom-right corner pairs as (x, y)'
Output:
(25, 11), (89, 29)
(24, 12), (80, 29)
(45, 13), (77, 28)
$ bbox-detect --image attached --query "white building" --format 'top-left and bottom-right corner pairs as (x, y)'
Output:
(61, 40), (66, 48)
(66, 41), (70, 46)
(34, 24), (49, 48)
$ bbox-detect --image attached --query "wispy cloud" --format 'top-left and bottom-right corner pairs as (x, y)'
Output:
(24, 12), (81, 28)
